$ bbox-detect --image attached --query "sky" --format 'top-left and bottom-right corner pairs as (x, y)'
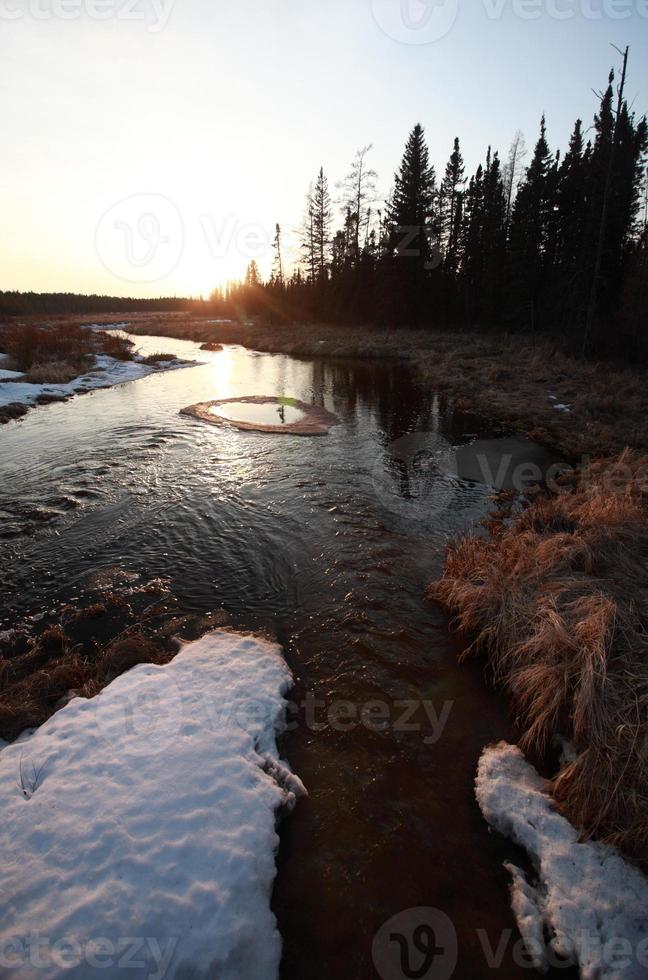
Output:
(1, 0), (648, 297)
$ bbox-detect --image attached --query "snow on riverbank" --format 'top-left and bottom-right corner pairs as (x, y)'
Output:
(0, 352), (194, 411)
(0, 631), (305, 979)
(476, 742), (648, 979)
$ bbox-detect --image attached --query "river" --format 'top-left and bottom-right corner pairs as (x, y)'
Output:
(0, 332), (553, 979)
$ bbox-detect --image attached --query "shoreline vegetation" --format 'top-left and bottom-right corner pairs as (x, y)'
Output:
(0, 319), (187, 424)
(431, 453), (648, 870)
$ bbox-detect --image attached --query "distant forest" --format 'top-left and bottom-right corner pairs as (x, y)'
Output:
(3, 56), (647, 360)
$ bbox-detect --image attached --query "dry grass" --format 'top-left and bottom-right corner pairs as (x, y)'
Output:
(23, 359), (88, 384)
(0, 321), (134, 377)
(0, 622), (174, 740)
(139, 351), (176, 365)
(430, 451), (648, 868)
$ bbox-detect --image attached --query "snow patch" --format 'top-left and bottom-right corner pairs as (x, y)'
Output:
(0, 353), (194, 410)
(476, 742), (648, 978)
(0, 630), (305, 979)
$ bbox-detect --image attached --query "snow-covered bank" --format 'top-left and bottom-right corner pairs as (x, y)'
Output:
(476, 742), (648, 979)
(0, 631), (305, 979)
(0, 352), (195, 412)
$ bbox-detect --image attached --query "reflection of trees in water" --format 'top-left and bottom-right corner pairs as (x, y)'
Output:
(319, 359), (434, 441)
(298, 355), (487, 505)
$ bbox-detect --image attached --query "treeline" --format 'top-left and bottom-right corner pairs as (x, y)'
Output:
(237, 55), (648, 358)
(5, 59), (646, 360)
(0, 292), (201, 317)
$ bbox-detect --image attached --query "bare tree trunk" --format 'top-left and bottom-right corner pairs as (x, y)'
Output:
(582, 45), (629, 356)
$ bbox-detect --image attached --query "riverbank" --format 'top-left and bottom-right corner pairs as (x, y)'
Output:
(113, 312), (648, 459)
(0, 320), (193, 424)
(431, 452), (648, 872)
(5, 313), (646, 457)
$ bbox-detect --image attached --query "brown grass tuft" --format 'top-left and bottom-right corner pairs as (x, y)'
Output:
(430, 451), (648, 868)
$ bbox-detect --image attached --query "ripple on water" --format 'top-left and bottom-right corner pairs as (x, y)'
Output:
(0, 338), (554, 978)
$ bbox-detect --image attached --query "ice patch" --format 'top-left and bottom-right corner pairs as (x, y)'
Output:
(0, 630), (305, 979)
(476, 742), (648, 978)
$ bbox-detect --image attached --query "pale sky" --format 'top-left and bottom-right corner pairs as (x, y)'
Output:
(2, 0), (647, 297)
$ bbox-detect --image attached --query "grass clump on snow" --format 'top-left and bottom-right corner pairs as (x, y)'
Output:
(430, 450), (648, 869)
(0, 321), (135, 380)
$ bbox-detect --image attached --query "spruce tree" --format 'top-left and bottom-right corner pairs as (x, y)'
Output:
(312, 167), (332, 279)
(385, 124), (436, 324)
(506, 115), (554, 322)
(387, 124), (436, 258)
(438, 137), (465, 277)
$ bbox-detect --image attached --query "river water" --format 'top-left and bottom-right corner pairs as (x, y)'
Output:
(0, 333), (553, 979)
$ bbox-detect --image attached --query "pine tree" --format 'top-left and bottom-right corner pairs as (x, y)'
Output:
(245, 260), (261, 288)
(300, 185), (318, 283)
(582, 56), (648, 350)
(481, 149), (508, 323)
(312, 167), (332, 279)
(385, 124), (436, 324)
(272, 224), (284, 285)
(438, 137), (465, 276)
(387, 124), (436, 250)
(552, 119), (587, 331)
(506, 115), (554, 322)
(459, 164), (484, 323)
(459, 149), (506, 325)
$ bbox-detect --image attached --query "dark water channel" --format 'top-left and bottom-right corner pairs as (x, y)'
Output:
(0, 334), (560, 979)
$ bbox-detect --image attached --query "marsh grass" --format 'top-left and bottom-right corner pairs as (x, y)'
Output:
(0, 620), (174, 739)
(0, 321), (134, 379)
(430, 451), (648, 868)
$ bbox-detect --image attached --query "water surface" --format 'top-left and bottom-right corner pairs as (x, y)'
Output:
(0, 334), (552, 978)
(210, 400), (307, 426)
